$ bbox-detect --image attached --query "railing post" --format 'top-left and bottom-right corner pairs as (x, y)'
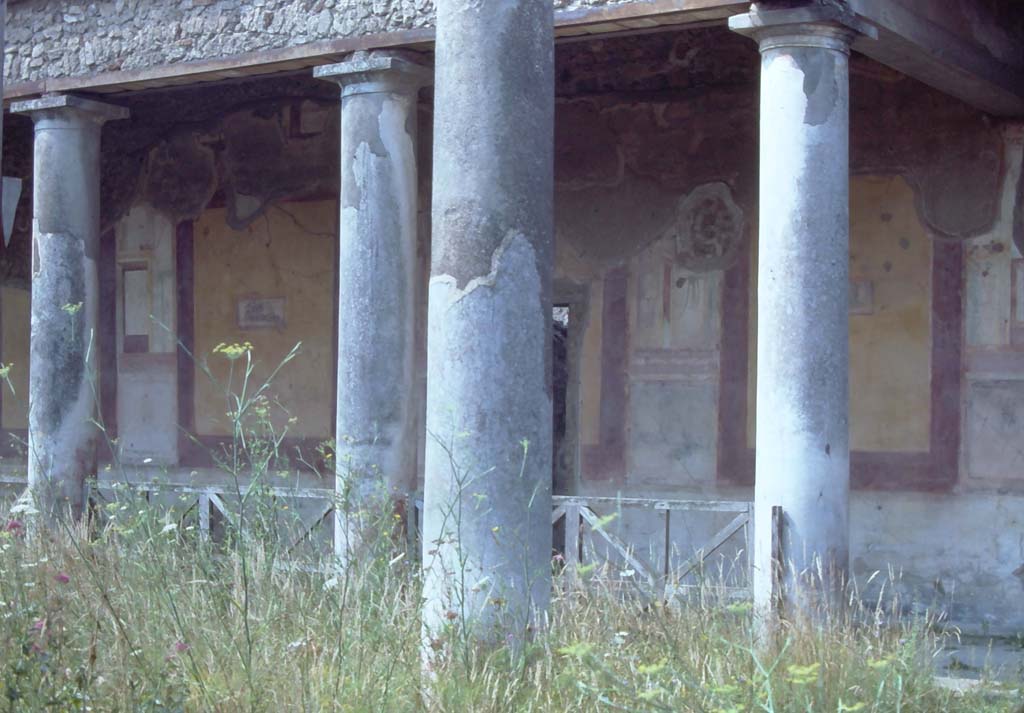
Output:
(770, 504), (784, 615)
(662, 508), (672, 599)
(746, 503), (755, 591)
(403, 492), (417, 558)
(565, 503), (581, 588)
(198, 491), (211, 542)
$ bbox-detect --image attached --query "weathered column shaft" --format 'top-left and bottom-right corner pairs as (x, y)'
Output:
(315, 52), (429, 563)
(731, 9), (860, 616)
(12, 95), (128, 522)
(422, 0), (555, 644)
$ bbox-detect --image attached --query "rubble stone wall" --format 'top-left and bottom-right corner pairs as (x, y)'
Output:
(5, 0), (622, 84)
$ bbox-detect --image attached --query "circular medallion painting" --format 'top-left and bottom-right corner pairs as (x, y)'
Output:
(673, 182), (743, 272)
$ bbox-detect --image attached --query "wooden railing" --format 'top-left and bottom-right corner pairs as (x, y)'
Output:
(96, 481), (337, 553)
(552, 495), (755, 600)
(0, 476), (337, 554)
(3, 476), (777, 602)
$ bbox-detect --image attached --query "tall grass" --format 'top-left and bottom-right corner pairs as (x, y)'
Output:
(0, 506), (1016, 712)
(0, 341), (1017, 711)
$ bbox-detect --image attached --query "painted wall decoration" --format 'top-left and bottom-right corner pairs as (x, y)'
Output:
(192, 202), (335, 439)
(673, 182), (744, 273)
(237, 297), (286, 330)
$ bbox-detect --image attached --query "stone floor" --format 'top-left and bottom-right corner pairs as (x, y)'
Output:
(937, 635), (1024, 685)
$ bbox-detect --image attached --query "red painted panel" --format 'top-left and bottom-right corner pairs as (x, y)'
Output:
(717, 237), (963, 493)
(582, 265), (629, 482)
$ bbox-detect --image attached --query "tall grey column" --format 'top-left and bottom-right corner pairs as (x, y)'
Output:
(12, 94), (128, 522)
(730, 8), (868, 617)
(315, 52), (430, 565)
(422, 0), (555, 647)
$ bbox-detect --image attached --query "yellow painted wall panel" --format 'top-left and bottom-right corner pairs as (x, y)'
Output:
(193, 202), (336, 440)
(1, 286), (30, 430)
(848, 175), (931, 452)
(747, 175), (932, 453)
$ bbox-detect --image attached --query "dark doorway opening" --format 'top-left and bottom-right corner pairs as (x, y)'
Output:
(552, 305), (570, 485)
(552, 304), (571, 564)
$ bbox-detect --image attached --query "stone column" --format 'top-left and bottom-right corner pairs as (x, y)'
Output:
(11, 94), (128, 522)
(314, 52), (430, 564)
(422, 0), (555, 647)
(730, 7), (869, 617)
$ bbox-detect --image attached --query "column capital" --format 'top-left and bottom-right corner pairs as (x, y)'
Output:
(729, 5), (877, 53)
(11, 93), (129, 124)
(314, 50), (432, 97)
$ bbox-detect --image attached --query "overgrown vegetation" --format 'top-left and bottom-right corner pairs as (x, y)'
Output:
(0, 511), (1018, 712)
(0, 342), (1018, 711)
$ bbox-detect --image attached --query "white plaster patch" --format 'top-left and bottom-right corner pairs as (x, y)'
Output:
(422, 225), (551, 640)
(378, 95), (417, 261)
(429, 229), (536, 306)
(29, 331), (98, 502)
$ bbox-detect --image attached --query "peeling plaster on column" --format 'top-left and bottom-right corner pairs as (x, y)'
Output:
(27, 229), (98, 515)
(11, 94), (128, 523)
(422, 0), (554, 650)
(731, 12), (856, 619)
(423, 232), (552, 639)
(315, 51), (428, 566)
(379, 95), (417, 220)
(334, 136), (412, 501)
(428, 229), (526, 304)
(799, 50), (839, 126)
